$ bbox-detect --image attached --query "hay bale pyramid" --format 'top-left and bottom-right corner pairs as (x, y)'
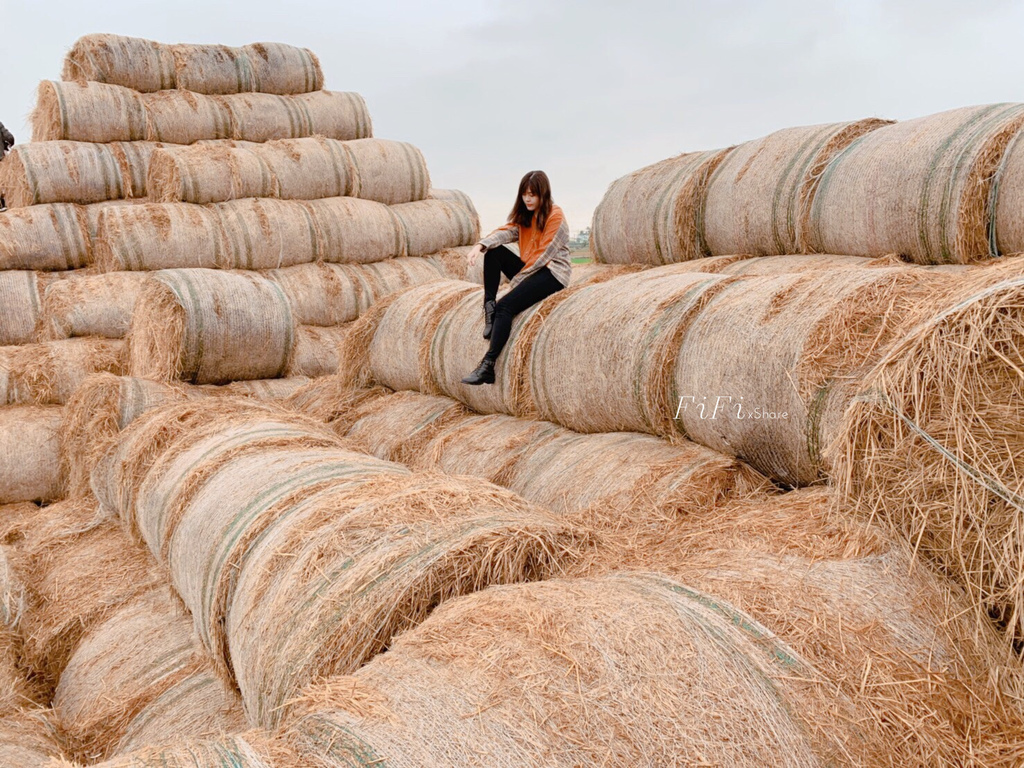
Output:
(0, 31), (1023, 767)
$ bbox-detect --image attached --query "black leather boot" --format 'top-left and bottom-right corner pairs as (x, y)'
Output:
(461, 357), (495, 385)
(482, 299), (497, 340)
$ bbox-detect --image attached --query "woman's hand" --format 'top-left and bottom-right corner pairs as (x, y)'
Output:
(467, 243), (486, 267)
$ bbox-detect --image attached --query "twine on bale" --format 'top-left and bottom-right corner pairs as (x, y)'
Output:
(1, 338), (126, 406)
(40, 271), (150, 339)
(287, 573), (865, 767)
(591, 148), (732, 264)
(62, 33), (323, 95)
(128, 269), (295, 384)
(804, 103), (1024, 263)
(0, 204), (91, 272)
(0, 406), (62, 504)
(829, 273), (1024, 645)
(703, 119), (892, 256)
(0, 271), (46, 345)
(562, 487), (1024, 766)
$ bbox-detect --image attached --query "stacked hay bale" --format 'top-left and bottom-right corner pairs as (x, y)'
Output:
(0, 32), (485, 508)
(592, 103), (1024, 265)
(88, 397), (582, 729)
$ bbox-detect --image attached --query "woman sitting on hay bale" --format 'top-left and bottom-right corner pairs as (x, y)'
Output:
(462, 170), (571, 385)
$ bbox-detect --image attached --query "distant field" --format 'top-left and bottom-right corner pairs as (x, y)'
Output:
(571, 249), (593, 264)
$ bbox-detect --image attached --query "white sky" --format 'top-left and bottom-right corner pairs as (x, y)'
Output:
(2, 0), (1024, 235)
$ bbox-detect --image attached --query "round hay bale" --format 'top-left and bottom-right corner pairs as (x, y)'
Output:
(306, 196), (405, 264)
(214, 198), (320, 270)
(128, 270), (294, 384)
(703, 119), (891, 256)
(282, 382), (391, 427)
(141, 90), (233, 145)
(566, 488), (1024, 767)
(41, 272), (149, 340)
(289, 573), (862, 766)
(417, 411), (559, 486)
(0, 406), (62, 504)
(90, 398), (320, 526)
(509, 427), (759, 517)
(60, 374), (197, 499)
(284, 325), (348, 378)
(62, 34), (175, 91)
(131, 412), (346, 558)
(805, 103), (1024, 263)
(530, 265), (734, 435)
(240, 41), (323, 95)
(227, 471), (582, 727)
(18, 498), (164, 690)
(153, 443), (403, 676)
(267, 263), (364, 327)
(715, 252), (888, 274)
(343, 138), (430, 205)
(0, 338), (126, 406)
(0, 204), (90, 272)
(0, 271), (45, 346)
(343, 390), (472, 464)
(354, 257), (448, 313)
(0, 142), (126, 208)
(224, 91), (372, 144)
(147, 142), (272, 205)
(672, 267), (961, 486)
(113, 669), (246, 757)
(53, 586), (200, 761)
(369, 280), (479, 394)
(172, 41), (322, 96)
(95, 203), (222, 272)
(32, 81), (148, 143)
(829, 272), (1024, 643)
(390, 198), (480, 257)
(0, 709), (62, 766)
(61, 34), (321, 98)
(591, 148), (732, 265)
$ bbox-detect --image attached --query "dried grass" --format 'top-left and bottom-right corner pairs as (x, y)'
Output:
(673, 267), (964, 485)
(0, 708), (62, 766)
(226, 471), (583, 727)
(54, 730), (299, 767)
(0, 271), (45, 346)
(591, 148), (731, 264)
(60, 374), (197, 498)
(0, 406), (62, 504)
(805, 103), (1024, 263)
(390, 197), (481, 257)
(62, 34), (322, 95)
(17, 498), (163, 693)
(530, 265), (734, 435)
(1, 338), (125, 406)
(33, 81), (148, 143)
(40, 271), (149, 339)
(829, 271), (1024, 645)
(287, 572), (866, 766)
(128, 270), (294, 384)
(704, 119), (891, 256)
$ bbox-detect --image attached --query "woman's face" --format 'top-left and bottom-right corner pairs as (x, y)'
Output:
(522, 188), (540, 212)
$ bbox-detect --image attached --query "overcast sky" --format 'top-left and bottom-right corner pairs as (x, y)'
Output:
(2, 0), (1024, 235)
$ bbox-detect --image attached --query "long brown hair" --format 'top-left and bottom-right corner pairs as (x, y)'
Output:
(508, 170), (553, 231)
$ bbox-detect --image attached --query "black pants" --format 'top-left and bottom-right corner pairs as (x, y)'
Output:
(483, 245), (563, 362)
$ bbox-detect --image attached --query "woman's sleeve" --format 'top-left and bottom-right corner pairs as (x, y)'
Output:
(478, 222), (519, 250)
